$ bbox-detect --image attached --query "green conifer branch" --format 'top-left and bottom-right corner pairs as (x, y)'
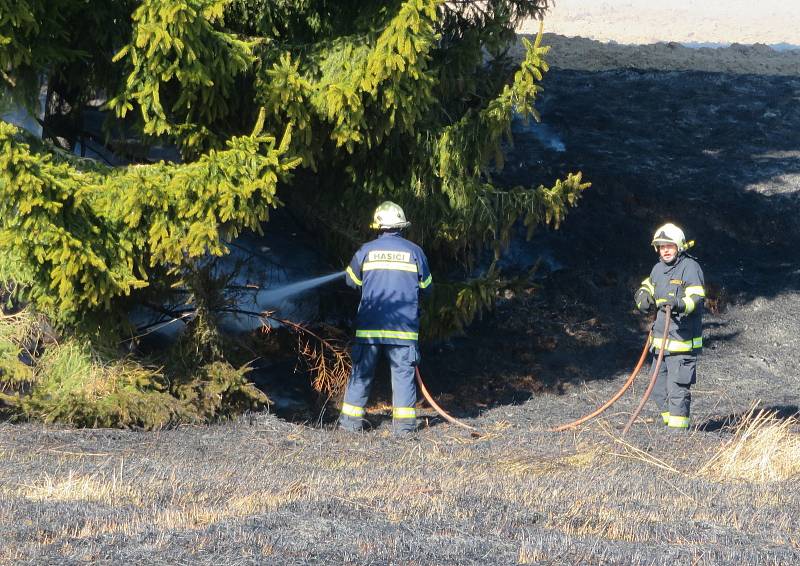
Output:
(308, 0), (442, 151)
(0, 119), (300, 321)
(109, 0), (258, 156)
(434, 24), (550, 212)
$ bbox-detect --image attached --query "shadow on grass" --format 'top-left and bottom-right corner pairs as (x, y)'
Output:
(697, 404), (800, 432)
(412, 67), (800, 421)
(507, 68), (800, 305)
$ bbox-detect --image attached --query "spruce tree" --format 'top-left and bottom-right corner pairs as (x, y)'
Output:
(3, 0), (587, 324)
(1, 1), (590, 424)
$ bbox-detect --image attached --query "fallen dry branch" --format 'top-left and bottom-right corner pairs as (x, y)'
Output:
(262, 315), (351, 398)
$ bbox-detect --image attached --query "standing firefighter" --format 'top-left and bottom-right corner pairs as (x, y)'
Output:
(634, 223), (705, 430)
(339, 202), (433, 435)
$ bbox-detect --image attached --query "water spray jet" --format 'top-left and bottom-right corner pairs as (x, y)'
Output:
(256, 271), (345, 306)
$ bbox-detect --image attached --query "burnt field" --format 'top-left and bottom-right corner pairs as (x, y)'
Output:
(1, 410), (798, 565)
(2, 39), (800, 564)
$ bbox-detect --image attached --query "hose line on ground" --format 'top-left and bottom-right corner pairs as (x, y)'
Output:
(551, 332), (652, 432)
(415, 367), (479, 433)
(622, 305), (672, 436)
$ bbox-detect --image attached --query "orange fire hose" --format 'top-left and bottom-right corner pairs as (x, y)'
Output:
(551, 332), (652, 432)
(622, 306), (672, 436)
(415, 367), (479, 433)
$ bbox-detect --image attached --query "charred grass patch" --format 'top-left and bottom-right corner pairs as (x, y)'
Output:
(1, 410), (798, 564)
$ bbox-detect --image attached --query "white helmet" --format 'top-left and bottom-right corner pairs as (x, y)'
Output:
(370, 201), (410, 230)
(651, 223), (687, 252)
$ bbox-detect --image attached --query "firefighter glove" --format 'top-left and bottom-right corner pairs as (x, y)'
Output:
(634, 288), (653, 313)
(658, 293), (683, 312)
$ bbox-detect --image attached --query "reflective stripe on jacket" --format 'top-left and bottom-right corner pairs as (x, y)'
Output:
(640, 253), (705, 353)
(345, 232), (432, 344)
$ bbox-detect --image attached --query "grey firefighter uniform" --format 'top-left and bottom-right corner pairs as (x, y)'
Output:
(340, 231), (433, 433)
(636, 253), (705, 428)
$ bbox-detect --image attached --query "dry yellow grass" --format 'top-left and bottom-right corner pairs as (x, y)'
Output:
(14, 468), (143, 506)
(2, 410), (799, 563)
(699, 407), (800, 482)
(496, 446), (602, 477)
(517, 541), (546, 564)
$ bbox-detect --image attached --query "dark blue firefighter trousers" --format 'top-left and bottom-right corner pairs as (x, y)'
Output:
(339, 343), (419, 433)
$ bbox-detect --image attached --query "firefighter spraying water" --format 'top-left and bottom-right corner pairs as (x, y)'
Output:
(335, 202), (477, 435)
(338, 201), (432, 435)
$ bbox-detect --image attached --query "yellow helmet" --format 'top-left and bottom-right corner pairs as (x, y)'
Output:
(651, 223), (689, 252)
(370, 201), (410, 230)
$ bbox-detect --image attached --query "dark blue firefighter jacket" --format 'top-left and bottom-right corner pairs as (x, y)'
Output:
(345, 231), (433, 344)
(638, 253), (705, 354)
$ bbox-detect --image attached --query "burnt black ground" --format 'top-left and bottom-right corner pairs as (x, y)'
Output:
(426, 59), (800, 431)
(1, 41), (799, 565)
